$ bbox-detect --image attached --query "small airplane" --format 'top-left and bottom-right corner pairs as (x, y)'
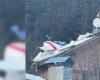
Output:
(33, 33), (93, 62)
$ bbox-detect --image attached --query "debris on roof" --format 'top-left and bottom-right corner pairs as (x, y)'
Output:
(77, 33), (91, 40)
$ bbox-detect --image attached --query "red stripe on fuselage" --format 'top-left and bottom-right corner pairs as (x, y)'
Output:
(45, 41), (58, 50)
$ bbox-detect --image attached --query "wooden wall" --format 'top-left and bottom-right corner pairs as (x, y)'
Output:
(72, 37), (100, 80)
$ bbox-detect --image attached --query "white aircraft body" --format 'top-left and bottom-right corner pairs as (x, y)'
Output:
(33, 33), (93, 62)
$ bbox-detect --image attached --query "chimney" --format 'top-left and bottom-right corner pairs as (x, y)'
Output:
(93, 12), (100, 34)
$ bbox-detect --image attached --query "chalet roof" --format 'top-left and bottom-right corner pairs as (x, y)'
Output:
(59, 34), (100, 56)
(36, 33), (100, 65)
(44, 56), (70, 64)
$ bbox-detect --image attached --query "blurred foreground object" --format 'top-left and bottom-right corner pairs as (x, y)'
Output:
(10, 25), (26, 40)
(26, 74), (45, 80)
(0, 42), (25, 80)
(4, 42), (25, 70)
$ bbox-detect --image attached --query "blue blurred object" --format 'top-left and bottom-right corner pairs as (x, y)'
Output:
(10, 25), (26, 40)
(44, 56), (70, 64)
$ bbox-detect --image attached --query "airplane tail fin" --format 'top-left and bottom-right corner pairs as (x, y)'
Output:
(39, 41), (62, 50)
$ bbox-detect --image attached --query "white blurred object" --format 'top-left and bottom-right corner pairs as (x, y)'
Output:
(0, 42), (25, 80)
(0, 42), (25, 71)
(93, 12), (100, 33)
(4, 42), (25, 71)
(93, 18), (100, 28)
(0, 77), (4, 80)
(26, 74), (45, 80)
(5, 71), (25, 80)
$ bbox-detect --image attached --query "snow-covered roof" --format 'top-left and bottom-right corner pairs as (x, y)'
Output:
(60, 33), (100, 56)
(33, 32), (96, 62)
